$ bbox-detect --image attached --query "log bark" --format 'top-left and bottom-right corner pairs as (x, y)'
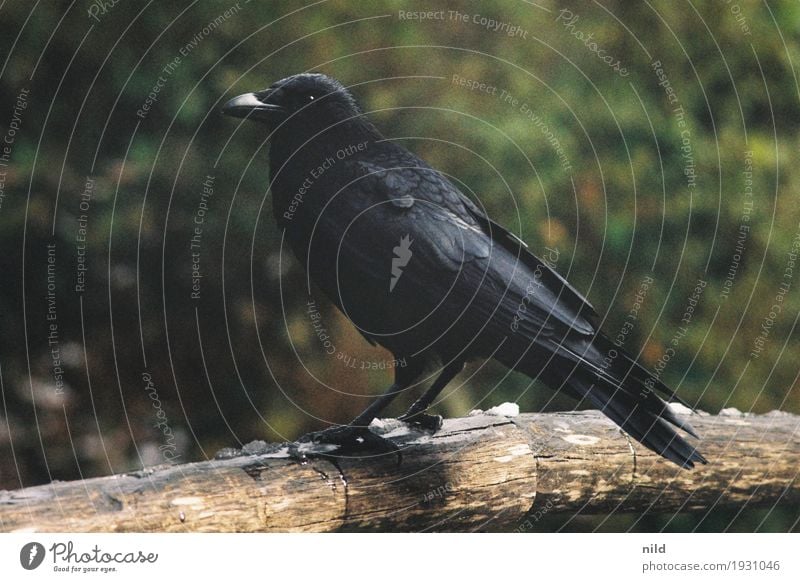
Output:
(1, 409), (798, 532)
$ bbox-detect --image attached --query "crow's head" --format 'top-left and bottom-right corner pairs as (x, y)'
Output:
(222, 73), (365, 133)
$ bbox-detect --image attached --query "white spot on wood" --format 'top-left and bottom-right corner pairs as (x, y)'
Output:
(720, 407), (745, 417)
(719, 408), (751, 424)
(469, 402), (520, 417)
(563, 434), (600, 446)
(508, 444), (531, 456)
(668, 402), (694, 415)
(494, 443), (532, 463)
(270, 499), (290, 511)
(668, 402), (709, 416)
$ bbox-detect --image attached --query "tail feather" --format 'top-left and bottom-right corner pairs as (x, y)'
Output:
(567, 369), (707, 469)
(502, 327), (707, 468)
(534, 334), (706, 466)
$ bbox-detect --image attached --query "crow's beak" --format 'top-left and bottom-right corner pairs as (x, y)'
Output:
(222, 92), (284, 120)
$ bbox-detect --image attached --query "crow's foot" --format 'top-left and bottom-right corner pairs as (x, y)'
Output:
(295, 424), (401, 462)
(399, 411), (443, 432)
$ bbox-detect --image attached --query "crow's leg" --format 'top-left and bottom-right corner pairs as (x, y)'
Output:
(399, 360), (464, 431)
(306, 357), (425, 456)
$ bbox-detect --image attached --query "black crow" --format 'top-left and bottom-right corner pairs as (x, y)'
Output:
(223, 73), (706, 468)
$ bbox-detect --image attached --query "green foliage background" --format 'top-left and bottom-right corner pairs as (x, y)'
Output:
(0, 1), (798, 531)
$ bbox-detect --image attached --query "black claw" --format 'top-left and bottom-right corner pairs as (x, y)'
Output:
(399, 412), (443, 432)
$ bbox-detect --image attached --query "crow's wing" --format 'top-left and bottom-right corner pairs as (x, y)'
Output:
(463, 209), (598, 319)
(354, 153), (597, 338)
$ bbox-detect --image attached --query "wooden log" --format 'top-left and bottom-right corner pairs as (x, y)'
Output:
(0, 409), (798, 532)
